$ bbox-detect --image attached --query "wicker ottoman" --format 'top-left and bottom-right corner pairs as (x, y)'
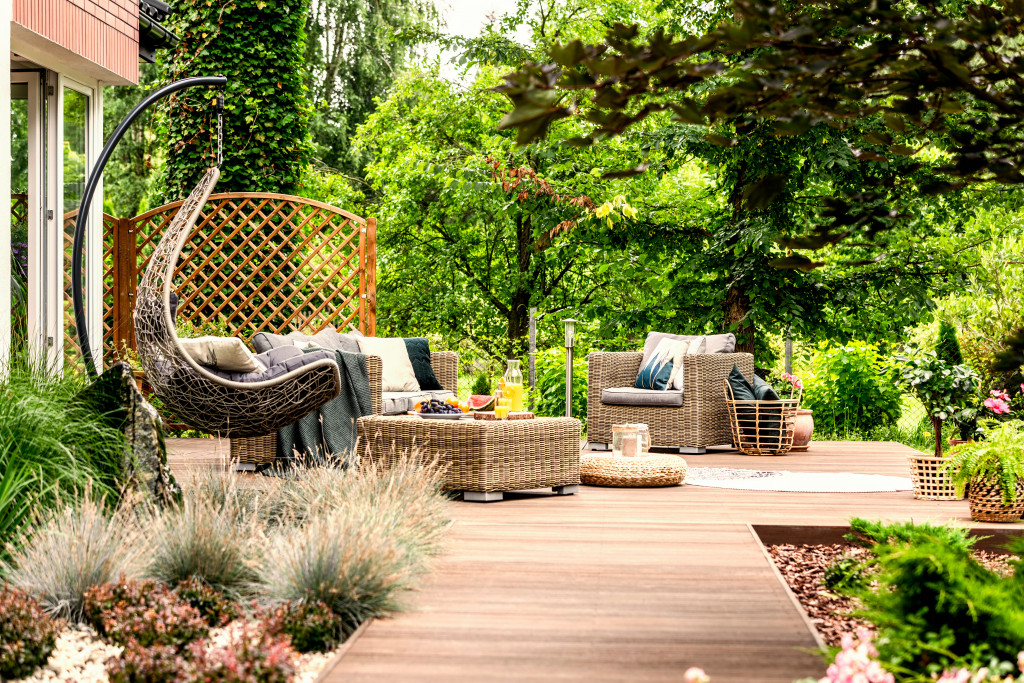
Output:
(357, 416), (582, 502)
(581, 454), (687, 487)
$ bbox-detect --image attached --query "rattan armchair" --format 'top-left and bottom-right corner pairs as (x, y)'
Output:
(587, 351), (754, 453)
(367, 351), (459, 415)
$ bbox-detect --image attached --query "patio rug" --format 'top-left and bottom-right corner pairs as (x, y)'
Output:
(686, 467), (912, 493)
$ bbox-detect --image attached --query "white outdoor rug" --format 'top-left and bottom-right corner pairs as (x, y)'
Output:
(686, 467), (912, 493)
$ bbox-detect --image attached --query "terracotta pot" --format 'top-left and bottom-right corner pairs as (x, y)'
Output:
(790, 409), (814, 452)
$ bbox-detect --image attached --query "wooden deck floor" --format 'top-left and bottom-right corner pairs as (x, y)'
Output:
(167, 439), (1014, 682)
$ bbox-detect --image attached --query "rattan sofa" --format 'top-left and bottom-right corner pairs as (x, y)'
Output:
(587, 351), (754, 453)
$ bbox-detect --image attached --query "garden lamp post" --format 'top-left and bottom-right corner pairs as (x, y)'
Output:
(562, 318), (579, 418)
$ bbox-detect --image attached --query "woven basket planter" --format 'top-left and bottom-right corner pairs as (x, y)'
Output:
(230, 434), (277, 466)
(967, 477), (1024, 523)
(907, 454), (962, 501)
(722, 380), (799, 456)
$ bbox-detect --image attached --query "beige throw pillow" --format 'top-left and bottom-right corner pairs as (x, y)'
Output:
(180, 336), (266, 373)
(357, 337), (420, 391)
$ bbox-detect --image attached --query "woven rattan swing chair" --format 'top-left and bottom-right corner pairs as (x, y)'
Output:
(134, 165), (342, 437)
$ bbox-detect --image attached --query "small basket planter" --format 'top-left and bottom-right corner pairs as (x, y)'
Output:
(723, 380), (799, 456)
(967, 476), (1024, 523)
(908, 454), (963, 501)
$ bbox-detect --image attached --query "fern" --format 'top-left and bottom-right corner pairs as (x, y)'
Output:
(945, 420), (1024, 504)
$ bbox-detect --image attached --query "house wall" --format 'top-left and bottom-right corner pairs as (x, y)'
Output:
(12, 0), (138, 84)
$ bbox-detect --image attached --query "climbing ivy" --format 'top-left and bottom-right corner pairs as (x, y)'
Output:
(159, 0), (312, 196)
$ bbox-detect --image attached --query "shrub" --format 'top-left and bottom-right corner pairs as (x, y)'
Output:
(188, 622), (296, 682)
(895, 353), (979, 456)
(1, 496), (147, 621)
(107, 642), (192, 683)
(263, 600), (342, 653)
(936, 320), (965, 366)
(802, 341), (902, 435)
(0, 584), (62, 679)
(257, 457), (448, 634)
(470, 372), (492, 396)
(145, 471), (259, 594)
(533, 347), (587, 423)
(839, 520), (1024, 675)
(83, 579), (208, 648)
(176, 577), (239, 627)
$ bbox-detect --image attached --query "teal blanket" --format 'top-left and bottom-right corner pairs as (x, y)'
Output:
(276, 349), (372, 468)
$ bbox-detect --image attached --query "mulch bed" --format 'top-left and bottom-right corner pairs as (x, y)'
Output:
(767, 543), (1013, 648)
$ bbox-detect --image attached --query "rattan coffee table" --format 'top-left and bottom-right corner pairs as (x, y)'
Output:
(357, 415), (582, 502)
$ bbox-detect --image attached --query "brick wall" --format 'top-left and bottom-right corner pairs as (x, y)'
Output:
(14, 0), (138, 83)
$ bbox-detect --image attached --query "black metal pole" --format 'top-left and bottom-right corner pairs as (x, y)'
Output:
(72, 75), (226, 377)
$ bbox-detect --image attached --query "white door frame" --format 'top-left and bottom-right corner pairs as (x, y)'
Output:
(10, 71), (44, 365)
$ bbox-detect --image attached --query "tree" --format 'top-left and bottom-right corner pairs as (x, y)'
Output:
(304, 0), (436, 173)
(160, 0), (312, 195)
(102, 63), (162, 217)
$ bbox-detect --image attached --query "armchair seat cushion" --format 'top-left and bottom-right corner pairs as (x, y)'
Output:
(382, 390), (456, 415)
(601, 387), (684, 407)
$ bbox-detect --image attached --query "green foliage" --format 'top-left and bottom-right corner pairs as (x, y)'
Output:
(102, 63), (163, 217)
(533, 348), (587, 424)
(945, 421), (1024, 505)
(822, 556), (865, 593)
(84, 578), (209, 648)
(0, 584), (62, 680)
(840, 519), (1024, 675)
(160, 0), (312, 196)
(470, 373), (492, 397)
(846, 518), (978, 554)
(175, 578), (239, 627)
(801, 341), (902, 435)
(936, 320), (965, 367)
(303, 0), (435, 172)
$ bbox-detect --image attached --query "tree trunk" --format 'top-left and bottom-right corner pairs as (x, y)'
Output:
(724, 283), (755, 356)
(933, 416), (943, 458)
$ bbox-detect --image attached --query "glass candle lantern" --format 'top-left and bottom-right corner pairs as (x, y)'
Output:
(612, 424), (642, 457)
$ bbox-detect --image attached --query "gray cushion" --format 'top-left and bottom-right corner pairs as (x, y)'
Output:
(703, 333), (736, 354)
(601, 387), (684, 407)
(204, 346), (336, 383)
(252, 328), (363, 354)
(641, 331), (736, 362)
(382, 390), (455, 415)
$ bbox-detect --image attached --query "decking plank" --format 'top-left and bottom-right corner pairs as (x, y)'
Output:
(166, 438), (1002, 682)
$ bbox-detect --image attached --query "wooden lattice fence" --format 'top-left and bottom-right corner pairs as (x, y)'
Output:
(61, 193), (376, 366)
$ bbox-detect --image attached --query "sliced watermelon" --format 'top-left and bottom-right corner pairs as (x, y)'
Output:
(467, 394), (495, 411)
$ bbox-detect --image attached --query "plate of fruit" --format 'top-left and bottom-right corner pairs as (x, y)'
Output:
(410, 399), (465, 419)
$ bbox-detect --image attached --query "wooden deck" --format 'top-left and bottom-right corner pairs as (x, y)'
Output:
(167, 439), (1013, 682)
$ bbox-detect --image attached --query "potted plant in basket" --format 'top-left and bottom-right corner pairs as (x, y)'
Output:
(945, 420), (1024, 522)
(896, 353), (979, 458)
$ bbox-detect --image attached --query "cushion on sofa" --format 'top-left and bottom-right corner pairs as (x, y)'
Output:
(635, 337), (688, 390)
(640, 332), (697, 370)
(251, 328), (363, 354)
(382, 390), (455, 415)
(641, 331), (737, 365)
(404, 338), (444, 390)
(357, 337), (420, 391)
(601, 387), (685, 407)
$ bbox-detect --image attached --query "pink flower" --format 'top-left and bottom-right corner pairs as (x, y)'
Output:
(991, 389), (1010, 401)
(684, 667), (710, 683)
(1018, 651), (1024, 673)
(820, 631), (894, 683)
(984, 397), (1011, 415)
(936, 670), (972, 683)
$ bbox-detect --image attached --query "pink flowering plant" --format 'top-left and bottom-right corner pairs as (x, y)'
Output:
(819, 629), (895, 683)
(768, 370), (804, 401)
(958, 387), (1017, 441)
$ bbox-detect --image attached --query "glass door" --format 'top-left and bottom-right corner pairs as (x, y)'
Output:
(61, 82), (91, 369)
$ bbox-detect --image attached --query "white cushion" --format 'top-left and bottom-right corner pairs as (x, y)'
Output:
(357, 337), (420, 391)
(686, 336), (707, 355)
(180, 336), (266, 373)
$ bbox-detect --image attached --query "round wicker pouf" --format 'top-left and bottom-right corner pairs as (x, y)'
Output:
(580, 454), (687, 488)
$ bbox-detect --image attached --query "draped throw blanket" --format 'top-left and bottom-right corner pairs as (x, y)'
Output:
(276, 349), (373, 468)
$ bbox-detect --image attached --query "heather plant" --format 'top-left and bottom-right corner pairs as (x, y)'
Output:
(186, 622), (296, 682)
(83, 578), (208, 648)
(107, 642), (192, 683)
(263, 600), (342, 653)
(0, 584), (62, 679)
(0, 495), (147, 620)
(802, 341), (902, 436)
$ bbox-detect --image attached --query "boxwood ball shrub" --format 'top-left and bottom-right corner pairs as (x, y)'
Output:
(802, 341), (902, 435)
(0, 584), (62, 679)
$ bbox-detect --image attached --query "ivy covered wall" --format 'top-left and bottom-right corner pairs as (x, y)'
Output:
(160, 0), (312, 196)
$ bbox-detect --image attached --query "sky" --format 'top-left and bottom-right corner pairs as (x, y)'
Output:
(431, 0), (531, 81)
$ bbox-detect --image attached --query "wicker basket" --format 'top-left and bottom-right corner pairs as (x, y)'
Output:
(722, 379), (799, 456)
(908, 454), (963, 500)
(230, 434), (277, 466)
(580, 454), (686, 488)
(967, 477), (1024, 522)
